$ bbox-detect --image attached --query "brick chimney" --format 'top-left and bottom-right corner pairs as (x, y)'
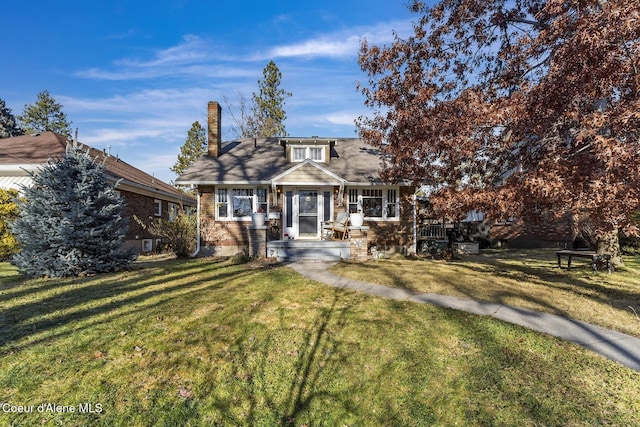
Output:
(207, 101), (222, 157)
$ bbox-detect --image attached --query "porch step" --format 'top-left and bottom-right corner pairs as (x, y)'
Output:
(267, 240), (350, 262)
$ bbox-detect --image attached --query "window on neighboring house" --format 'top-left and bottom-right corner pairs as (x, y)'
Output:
(293, 147), (306, 161)
(142, 239), (153, 252)
(168, 203), (179, 221)
(309, 147), (323, 161)
(386, 189), (398, 218)
(154, 199), (162, 216)
(348, 189), (359, 214)
(346, 187), (400, 220)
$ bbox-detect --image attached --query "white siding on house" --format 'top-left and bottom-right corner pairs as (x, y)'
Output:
(0, 176), (32, 192)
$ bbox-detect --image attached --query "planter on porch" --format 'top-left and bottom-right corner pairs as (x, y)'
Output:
(251, 212), (266, 227)
(349, 212), (364, 227)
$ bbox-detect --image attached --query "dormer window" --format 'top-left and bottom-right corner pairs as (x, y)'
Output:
(292, 146), (324, 162)
(280, 138), (335, 164)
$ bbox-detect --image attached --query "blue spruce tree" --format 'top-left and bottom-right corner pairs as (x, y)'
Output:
(11, 143), (136, 277)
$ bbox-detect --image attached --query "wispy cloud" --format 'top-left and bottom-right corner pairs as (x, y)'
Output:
(59, 88), (214, 147)
(266, 19), (413, 60)
(75, 35), (254, 81)
(269, 35), (362, 58)
(115, 34), (208, 67)
(75, 18), (414, 80)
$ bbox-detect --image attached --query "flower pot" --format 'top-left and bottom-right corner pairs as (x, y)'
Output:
(350, 213), (364, 227)
(251, 212), (266, 227)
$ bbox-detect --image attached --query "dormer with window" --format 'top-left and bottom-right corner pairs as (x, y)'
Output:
(280, 138), (336, 164)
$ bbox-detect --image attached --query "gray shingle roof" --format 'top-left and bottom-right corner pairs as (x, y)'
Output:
(176, 137), (392, 185)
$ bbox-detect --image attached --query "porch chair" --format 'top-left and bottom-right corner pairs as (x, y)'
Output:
(322, 211), (350, 240)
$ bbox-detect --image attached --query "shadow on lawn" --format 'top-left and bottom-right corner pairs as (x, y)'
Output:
(0, 258), (249, 351)
(458, 251), (640, 315)
(442, 309), (636, 425)
(345, 250), (640, 322)
(207, 289), (354, 426)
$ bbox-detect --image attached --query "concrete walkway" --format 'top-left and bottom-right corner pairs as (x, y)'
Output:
(288, 261), (640, 372)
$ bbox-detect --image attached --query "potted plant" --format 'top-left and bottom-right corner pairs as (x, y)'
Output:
(252, 207), (266, 227)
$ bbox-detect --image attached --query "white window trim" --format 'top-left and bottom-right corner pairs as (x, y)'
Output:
(154, 199), (162, 216)
(142, 239), (154, 252)
(215, 186), (269, 221)
(347, 186), (400, 221)
(168, 203), (179, 222)
(291, 146), (325, 162)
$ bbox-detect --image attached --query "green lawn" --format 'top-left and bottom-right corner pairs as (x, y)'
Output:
(332, 249), (640, 338)
(1, 256), (639, 426)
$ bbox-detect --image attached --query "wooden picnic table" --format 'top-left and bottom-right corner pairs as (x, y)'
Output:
(555, 250), (612, 274)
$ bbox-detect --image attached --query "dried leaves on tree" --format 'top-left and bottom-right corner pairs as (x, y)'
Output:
(357, 0), (640, 251)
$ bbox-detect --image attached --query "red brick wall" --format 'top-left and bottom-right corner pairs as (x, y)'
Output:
(364, 186), (415, 252)
(120, 190), (192, 252)
(490, 211), (573, 248)
(199, 188), (252, 252)
(198, 185), (417, 255)
(120, 190), (158, 240)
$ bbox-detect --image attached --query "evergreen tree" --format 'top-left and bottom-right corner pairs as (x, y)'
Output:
(247, 61), (292, 137)
(11, 144), (136, 277)
(171, 121), (207, 177)
(0, 98), (23, 138)
(18, 90), (72, 138)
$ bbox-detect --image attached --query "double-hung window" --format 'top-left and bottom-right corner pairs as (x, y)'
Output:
(168, 203), (179, 221)
(346, 187), (399, 220)
(215, 187), (269, 220)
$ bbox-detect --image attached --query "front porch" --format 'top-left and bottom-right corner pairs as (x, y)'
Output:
(267, 239), (351, 262)
(249, 225), (369, 262)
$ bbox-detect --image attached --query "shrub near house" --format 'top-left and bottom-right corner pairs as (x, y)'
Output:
(0, 189), (20, 260)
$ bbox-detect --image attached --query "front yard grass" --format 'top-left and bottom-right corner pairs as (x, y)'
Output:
(332, 249), (640, 338)
(1, 255), (639, 426)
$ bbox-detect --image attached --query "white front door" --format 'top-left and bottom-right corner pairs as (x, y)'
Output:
(282, 188), (332, 239)
(297, 189), (319, 238)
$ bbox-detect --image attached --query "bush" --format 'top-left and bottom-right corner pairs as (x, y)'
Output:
(135, 209), (196, 258)
(0, 189), (20, 260)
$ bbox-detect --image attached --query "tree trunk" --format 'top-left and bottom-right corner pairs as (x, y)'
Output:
(597, 229), (623, 268)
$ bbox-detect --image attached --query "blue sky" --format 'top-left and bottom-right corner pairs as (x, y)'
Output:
(3, 0), (417, 183)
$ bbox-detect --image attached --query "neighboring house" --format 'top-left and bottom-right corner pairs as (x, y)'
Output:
(0, 131), (196, 254)
(176, 102), (416, 259)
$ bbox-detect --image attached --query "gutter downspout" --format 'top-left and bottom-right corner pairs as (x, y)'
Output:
(192, 191), (201, 257)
